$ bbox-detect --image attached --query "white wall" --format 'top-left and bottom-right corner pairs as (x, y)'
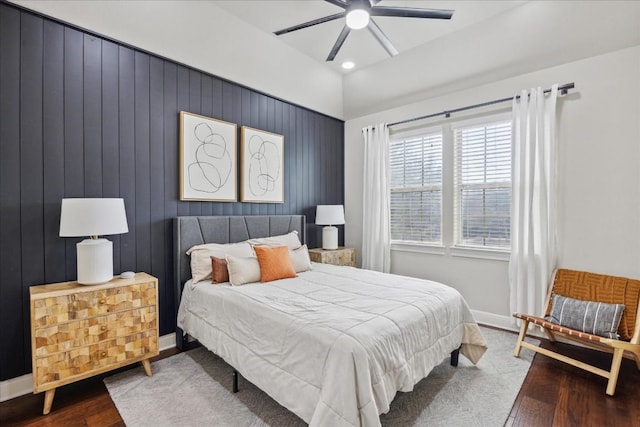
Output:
(13, 0), (344, 119)
(345, 46), (640, 317)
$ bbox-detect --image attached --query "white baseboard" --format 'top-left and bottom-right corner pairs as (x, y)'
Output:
(471, 309), (518, 332)
(0, 332), (176, 403)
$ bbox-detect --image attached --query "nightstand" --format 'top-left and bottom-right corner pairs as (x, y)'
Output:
(30, 273), (159, 415)
(308, 247), (356, 267)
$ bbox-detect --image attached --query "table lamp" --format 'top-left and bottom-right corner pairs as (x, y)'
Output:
(59, 198), (129, 285)
(315, 205), (345, 250)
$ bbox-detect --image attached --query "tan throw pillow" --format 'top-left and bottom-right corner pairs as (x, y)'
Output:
(254, 246), (297, 283)
(210, 256), (229, 284)
(290, 245), (312, 273)
(225, 255), (261, 286)
(187, 242), (253, 283)
(247, 231), (302, 250)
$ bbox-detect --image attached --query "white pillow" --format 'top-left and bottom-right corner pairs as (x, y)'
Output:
(226, 255), (261, 286)
(187, 242), (253, 283)
(290, 245), (312, 273)
(247, 231), (302, 250)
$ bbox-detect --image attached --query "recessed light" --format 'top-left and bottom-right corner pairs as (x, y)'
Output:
(342, 61), (355, 70)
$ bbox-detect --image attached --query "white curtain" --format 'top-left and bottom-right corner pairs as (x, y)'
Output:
(362, 123), (391, 273)
(510, 84), (559, 319)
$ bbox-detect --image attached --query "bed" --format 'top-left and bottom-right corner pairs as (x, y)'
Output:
(174, 215), (487, 427)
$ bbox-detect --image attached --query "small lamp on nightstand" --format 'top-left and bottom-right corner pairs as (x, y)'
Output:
(315, 205), (345, 250)
(59, 198), (129, 285)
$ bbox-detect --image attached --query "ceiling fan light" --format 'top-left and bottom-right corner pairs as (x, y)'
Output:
(346, 9), (369, 30)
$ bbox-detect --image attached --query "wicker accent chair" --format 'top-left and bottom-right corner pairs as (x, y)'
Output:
(513, 268), (640, 396)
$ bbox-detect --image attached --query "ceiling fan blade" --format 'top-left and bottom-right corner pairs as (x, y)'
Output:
(367, 19), (398, 57)
(274, 12), (346, 36)
(370, 6), (454, 20)
(324, 0), (349, 9)
(326, 25), (351, 62)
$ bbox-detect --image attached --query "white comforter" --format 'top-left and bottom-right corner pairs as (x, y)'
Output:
(177, 263), (487, 427)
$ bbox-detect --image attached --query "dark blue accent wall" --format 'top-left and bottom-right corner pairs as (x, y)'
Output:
(0, 2), (344, 380)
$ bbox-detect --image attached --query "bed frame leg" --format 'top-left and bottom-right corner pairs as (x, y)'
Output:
(232, 370), (239, 393)
(450, 346), (461, 366)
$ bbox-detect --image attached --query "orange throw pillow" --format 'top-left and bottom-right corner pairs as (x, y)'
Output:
(253, 246), (297, 282)
(210, 256), (229, 283)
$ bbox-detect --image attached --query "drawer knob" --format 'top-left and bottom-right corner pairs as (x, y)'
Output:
(99, 299), (106, 305)
(100, 325), (107, 331)
(101, 351), (106, 357)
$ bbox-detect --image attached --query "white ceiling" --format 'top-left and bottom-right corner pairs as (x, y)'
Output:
(214, 1), (527, 73)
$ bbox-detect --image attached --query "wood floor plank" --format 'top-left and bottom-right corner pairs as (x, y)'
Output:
(1, 334), (638, 426)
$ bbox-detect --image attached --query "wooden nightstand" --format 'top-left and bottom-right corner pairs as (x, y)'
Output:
(30, 273), (159, 415)
(308, 247), (356, 267)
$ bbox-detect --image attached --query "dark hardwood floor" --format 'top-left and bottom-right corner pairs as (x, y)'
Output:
(1, 333), (638, 427)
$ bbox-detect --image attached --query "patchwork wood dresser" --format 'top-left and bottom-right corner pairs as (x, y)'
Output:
(30, 272), (159, 414)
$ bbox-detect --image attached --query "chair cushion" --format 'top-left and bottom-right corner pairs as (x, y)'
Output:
(545, 294), (624, 339)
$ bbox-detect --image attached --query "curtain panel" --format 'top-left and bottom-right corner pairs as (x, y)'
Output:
(362, 123), (391, 273)
(509, 84), (559, 320)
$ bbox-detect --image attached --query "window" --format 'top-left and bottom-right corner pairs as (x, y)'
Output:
(389, 113), (512, 255)
(454, 119), (511, 249)
(389, 129), (443, 244)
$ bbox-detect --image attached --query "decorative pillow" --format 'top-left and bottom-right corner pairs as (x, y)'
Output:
(225, 255), (261, 286)
(253, 246), (297, 282)
(210, 256), (229, 284)
(289, 244), (312, 273)
(187, 242), (253, 283)
(546, 294), (625, 339)
(247, 231), (302, 250)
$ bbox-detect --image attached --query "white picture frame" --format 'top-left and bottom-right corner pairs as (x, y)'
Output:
(179, 111), (237, 202)
(240, 126), (284, 203)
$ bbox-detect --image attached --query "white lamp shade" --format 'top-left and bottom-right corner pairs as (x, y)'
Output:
(316, 205), (345, 226)
(59, 198), (129, 237)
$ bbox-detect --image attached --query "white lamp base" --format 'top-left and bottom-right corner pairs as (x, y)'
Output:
(322, 226), (338, 250)
(76, 238), (113, 285)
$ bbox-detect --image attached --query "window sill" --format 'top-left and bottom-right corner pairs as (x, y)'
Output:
(390, 242), (446, 255)
(390, 242), (510, 261)
(449, 246), (510, 261)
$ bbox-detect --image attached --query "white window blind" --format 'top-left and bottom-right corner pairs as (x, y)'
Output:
(453, 119), (511, 249)
(390, 131), (443, 244)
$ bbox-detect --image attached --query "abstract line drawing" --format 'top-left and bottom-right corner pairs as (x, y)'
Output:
(180, 112), (237, 202)
(241, 126), (284, 203)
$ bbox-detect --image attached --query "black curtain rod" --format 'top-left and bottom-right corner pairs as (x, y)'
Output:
(388, 82), (575, 128)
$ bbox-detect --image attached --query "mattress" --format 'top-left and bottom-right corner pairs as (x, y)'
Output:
(177, 263), (487, 427)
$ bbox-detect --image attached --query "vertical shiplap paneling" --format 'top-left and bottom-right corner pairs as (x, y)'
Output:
(200, 74), (213, 217)
(101, 40), (121, 272)
(63, 27), (84, 278)
(42, 20), (66, 284)
(118, 45), (136, 272)
(176, 65), (190, 217)
(274, 99), (284, 216)
(211, 77), (225, 216)
(0, 3), (342, 380)
(20, 12), (45, 363)
(149, 56), (166, 331)
(83, 34), (103, 198)
(134, 51), (151, 273)
(0, 4), (25, 378)
(187, 69), (202, 216)
(162, 61), (178, 330)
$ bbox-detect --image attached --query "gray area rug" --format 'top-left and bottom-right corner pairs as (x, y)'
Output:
(104, 327), (535, 426)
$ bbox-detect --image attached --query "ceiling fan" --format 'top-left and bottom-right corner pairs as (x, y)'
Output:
(273, 0), (454, 62)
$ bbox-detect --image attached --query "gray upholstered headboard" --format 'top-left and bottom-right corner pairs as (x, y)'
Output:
(173, 215), (305, 348)
(174, 215), (306, 291)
